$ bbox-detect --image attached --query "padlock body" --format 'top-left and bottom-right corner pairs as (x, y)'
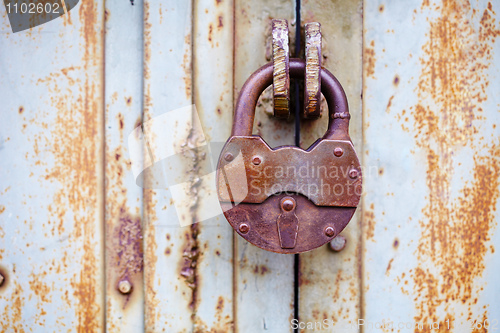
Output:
(216, 135), (362, 254)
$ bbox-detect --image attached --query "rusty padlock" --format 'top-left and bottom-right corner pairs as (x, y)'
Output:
(216, 59), (361, 254)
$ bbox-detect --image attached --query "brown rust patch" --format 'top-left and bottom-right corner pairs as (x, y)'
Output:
(393, 75), (400, 86)
(177, 108), (210, 312)
(364, 203), (376, 241)
(18, 106), (24, 114)
(216, 296), (224, 311)
(208, 23), (213, 42)
(108, 204), (143, 295)
(402, 1), (500, 329)
(31, 0), (104, 330)
(386, 95), (394, 113)
(118, 113), (124, 129)
(393, 238), (399, 249)
(142, 2), (162, 327)
(181, 34), (192, 99)
(385, 258), (394, 276)
(364, 40), (376, 79)
(126, 96), (132, 106)
(253, 265), (270, 275)
(379, 4), (384, 12)
(0, 279), (24, 331)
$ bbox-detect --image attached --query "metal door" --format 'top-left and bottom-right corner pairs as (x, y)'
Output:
(0, 0), (498, 332)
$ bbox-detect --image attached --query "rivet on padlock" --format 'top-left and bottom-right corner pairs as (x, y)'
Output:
(217, 59), (361, 254)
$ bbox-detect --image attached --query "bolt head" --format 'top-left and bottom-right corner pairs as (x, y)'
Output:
(224, 152), (234, 162)
(349, 168), (358, 179)
(252, 156), (262, 165)
(239, 223), (249, 234)
(118, 280), (132, 294)
(281, 197), (295, 211)
(334, 147), (344, 157)
(324, 226), (335, 237)
(0, 273), (4, 287)
(329, 235), (347, 252)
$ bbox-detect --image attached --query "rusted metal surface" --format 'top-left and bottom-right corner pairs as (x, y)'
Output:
(233, 0), (296, 330)
(222, 194), (356, 254)
(277, 197), (299, 249)
(217, 137), (361, 206)
(191, 0), (234, 331)
(272, 19), (291, 119)
(4, 0), (498, 332)
(142, 1), (195, 331)
(363, 0), (500, 330)
(304, 22), (321, 119)
(298, 0), (363, 331)
(0, 1), (105, 331)
(104, 1), (144, 331)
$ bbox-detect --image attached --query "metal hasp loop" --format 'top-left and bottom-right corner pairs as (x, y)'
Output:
(232, 58), (350, 140)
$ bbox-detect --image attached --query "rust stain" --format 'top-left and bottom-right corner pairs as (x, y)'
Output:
(29, 0), (104, 330)
(142, 2), (161, 330)
(193, 295), (233, 333)
(216, 296), (224, 311)
(69, 1), (102, 331)
(112, 207), (143, 290)
(379, 4), (385, 12)
(18, 106), (24, 114)
(364, 203), (376, 241)
(393, 75), (400, 86)
(386, 95), (394, 113)
(364, 40), (376, 79)
(402, 1), (500, 330)
(253, 265), (270, 275)
(0, 279), (24, 331)
(118, 113), (124, 129)
(208, 23), (213, 43)
(178, 116), (207, 311)
(180, 234), (200, 292)
(385, 258), (394, 276)
(181, 33), (192, 99)
(393, 238), (399, 249)
(105, 101), (144, 309)
(28, 272), (52, 303)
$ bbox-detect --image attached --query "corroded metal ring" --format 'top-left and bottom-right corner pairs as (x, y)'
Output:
(272, 19), (290, 119)
(304, 22), (322, 119)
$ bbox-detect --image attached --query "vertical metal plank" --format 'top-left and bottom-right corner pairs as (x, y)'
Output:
(0, 1), (105, 331)
(192, 0), (235, 331)
(298, 1), (363, 331)
(142, 1), (195, 331)
(233, 1), (295, 332)
(104, 1), (144, 332)
(363, 0), (500, 331)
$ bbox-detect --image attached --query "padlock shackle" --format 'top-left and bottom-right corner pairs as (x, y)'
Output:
(232, 58), (350, 140)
